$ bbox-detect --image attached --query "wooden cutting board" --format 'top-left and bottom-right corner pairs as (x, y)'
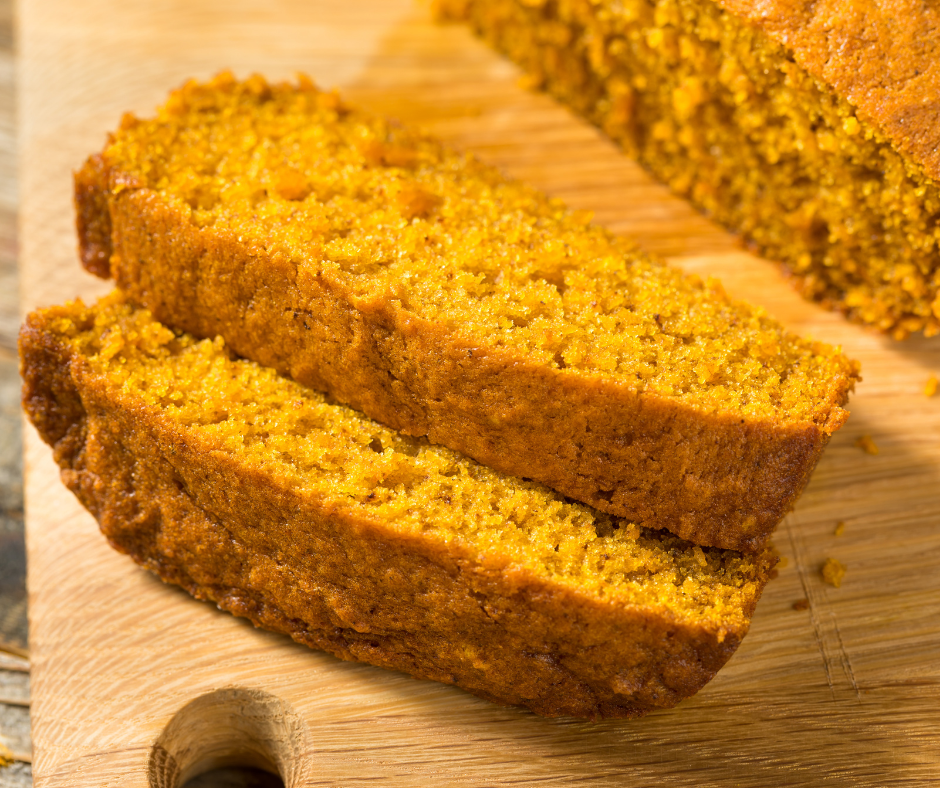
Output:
(19, 0), (940, 785)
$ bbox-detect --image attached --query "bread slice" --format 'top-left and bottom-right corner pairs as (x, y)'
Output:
(435, 0), (940, 338)
(20, 292), (776, 720)
(74, 72), (860, 553)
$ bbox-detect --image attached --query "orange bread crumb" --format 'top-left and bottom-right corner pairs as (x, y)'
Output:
(822, 558), (846, 588)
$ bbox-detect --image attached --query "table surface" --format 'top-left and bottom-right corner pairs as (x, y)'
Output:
(1, 0), (30, 781)
(19, 0), (940, 786)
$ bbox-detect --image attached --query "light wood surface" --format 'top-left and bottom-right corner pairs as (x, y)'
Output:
(19, 0), (940, 785)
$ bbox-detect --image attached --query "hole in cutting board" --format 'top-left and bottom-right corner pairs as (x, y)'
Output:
(181, 766), (285, 787)
(149, 687), (310, 788)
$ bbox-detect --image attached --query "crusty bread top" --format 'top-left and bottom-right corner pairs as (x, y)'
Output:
(718, 0), (940, 181)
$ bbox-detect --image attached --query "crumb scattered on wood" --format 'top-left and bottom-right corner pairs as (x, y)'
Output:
(834, 521), (845, 536)
(822, 558), (846, 588)
(516, 73), (543, 91)
(855, 435), (879, 455)
(0, 741), (13, 768)
(792, 599), (809, 611)
(925, 375), (938, 398)
(776, 555), (789, 569)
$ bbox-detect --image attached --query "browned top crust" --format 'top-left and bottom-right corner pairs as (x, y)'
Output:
(722, 0), (940, 180)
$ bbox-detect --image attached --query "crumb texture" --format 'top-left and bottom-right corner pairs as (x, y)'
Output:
(437, 0), (940, 338)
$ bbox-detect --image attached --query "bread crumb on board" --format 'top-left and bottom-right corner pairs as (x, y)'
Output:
(0, 742), (14, 768)
(855, 435), (879, 455)
(792, 598), (810, 611)
(925, 375), (938, 397)
(834, 521), (846, 536)
(822, 558), (847, 588)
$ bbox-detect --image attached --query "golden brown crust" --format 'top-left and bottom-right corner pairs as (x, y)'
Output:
(72, 169), (855, 553)
(74, 153), (113, 278)
(19, 308), (764, 720)
(722, 0), (940, 181)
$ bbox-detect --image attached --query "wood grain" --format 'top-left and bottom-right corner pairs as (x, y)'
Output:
(19, 0), (940, 786)
(0, 0), (26, 663)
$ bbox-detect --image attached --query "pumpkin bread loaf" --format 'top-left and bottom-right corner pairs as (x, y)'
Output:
(436, 0), (940, 338)
(75, 73), (860, 553)
(19, 293), (777, 720)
